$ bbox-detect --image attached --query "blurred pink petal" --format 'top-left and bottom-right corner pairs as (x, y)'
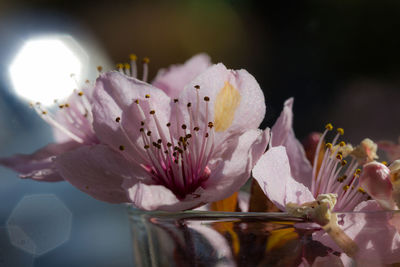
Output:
(152, 53), (212, 98)
(378, 139), (400, 163)
(0, 141), (79, 181)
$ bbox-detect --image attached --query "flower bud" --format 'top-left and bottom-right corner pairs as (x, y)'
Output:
(359, 162), (396, 210)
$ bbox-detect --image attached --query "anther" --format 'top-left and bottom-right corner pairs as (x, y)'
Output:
(59, 105), (64, 109)
(97, 66), (103, 72)
(167, 142), (172, 147)
(382, 161), (388, 166)
(341, 159), (347, 166)
(145, 94), (150, 99)
(205, 133), (209, 138)
(194, 85), (200, 89)
(150, 110), (155, 115)
(142, 57), (150, 64)
(124, 63), (130, 69)
(157, 139), (162, 144)
(119, 145), (125, 151)
(186, 134), (192, 138)
(193, 127), (199, 131)
(325, 143), (332, 149)
(42, 111), (47, 115)
(337, 128), (344, 135)
(208, 122), (214, 128)
(115, 117), (121, 123)
(116, 63), (123, 69)
(325, 123), (333, 131)
(204, 96), (210, 102)
(147, 131), (152, 136)
(181, 124), (187, 130)
(78, 91), (84, 96)
(140, 128), (144, 132)
(166, 122), (171, 127)
(355, 169), (361, 175)
(174, 99), (179, 103)
(358, 187), (366, 194)
(144, 145), (150, 149)
(187, 102), (192, 107)
(339, 141), (346, 147)
(343, 185), (350, 191)
(134, 99), (139, 104)
(336, 154), (343, 160)
(140, 121), (145, 126)
(129, 54), (137, 61)
(65, 103), (70, 108)
(337, 175), (347, 182)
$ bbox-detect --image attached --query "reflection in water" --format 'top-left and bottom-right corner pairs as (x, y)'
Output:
(129, 209), (400, 267)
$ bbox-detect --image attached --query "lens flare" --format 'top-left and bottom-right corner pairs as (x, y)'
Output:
(9, 36), (83, 106)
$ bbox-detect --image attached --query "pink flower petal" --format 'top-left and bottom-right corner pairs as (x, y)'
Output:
(92, 71), (171, 157)
(52, 91), (96, 144)
(252, 146), (314, 210)
(271, 98), (312, 188)
(179, 63), (266, 137)
(201, 128), (270, 203)
(152, 53), (212, 98)
(0, 141), (79, 181)
(124, 180), (205, 211)
(378, 140), (400, 163)
(359, 162), (396, 210)
(54, 144), (149, 203)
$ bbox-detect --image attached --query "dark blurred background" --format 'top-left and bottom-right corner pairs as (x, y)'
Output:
(1, 0), (400, 266)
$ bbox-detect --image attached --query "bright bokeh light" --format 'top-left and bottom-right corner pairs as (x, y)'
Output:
(9, 37), (83, 106)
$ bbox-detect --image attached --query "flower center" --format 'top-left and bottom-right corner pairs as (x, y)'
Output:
(311, 124), (369, 211)
(117, 86), (215, 200)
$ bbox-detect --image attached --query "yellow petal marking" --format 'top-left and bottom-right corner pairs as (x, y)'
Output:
(213, 81), (241, 132)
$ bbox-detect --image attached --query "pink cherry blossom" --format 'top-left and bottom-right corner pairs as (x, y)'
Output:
(0, 82), (97, 181)
(0, 54), (212, 183)
(54, 63), (269, 210)
(253, 98), (371, 212)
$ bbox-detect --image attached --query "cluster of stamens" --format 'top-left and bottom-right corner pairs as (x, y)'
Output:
(115, 54), (150, 82)
(115, 85), (215, 199)
(311, 123), (369, 211)
(30, 76), (95, 144)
